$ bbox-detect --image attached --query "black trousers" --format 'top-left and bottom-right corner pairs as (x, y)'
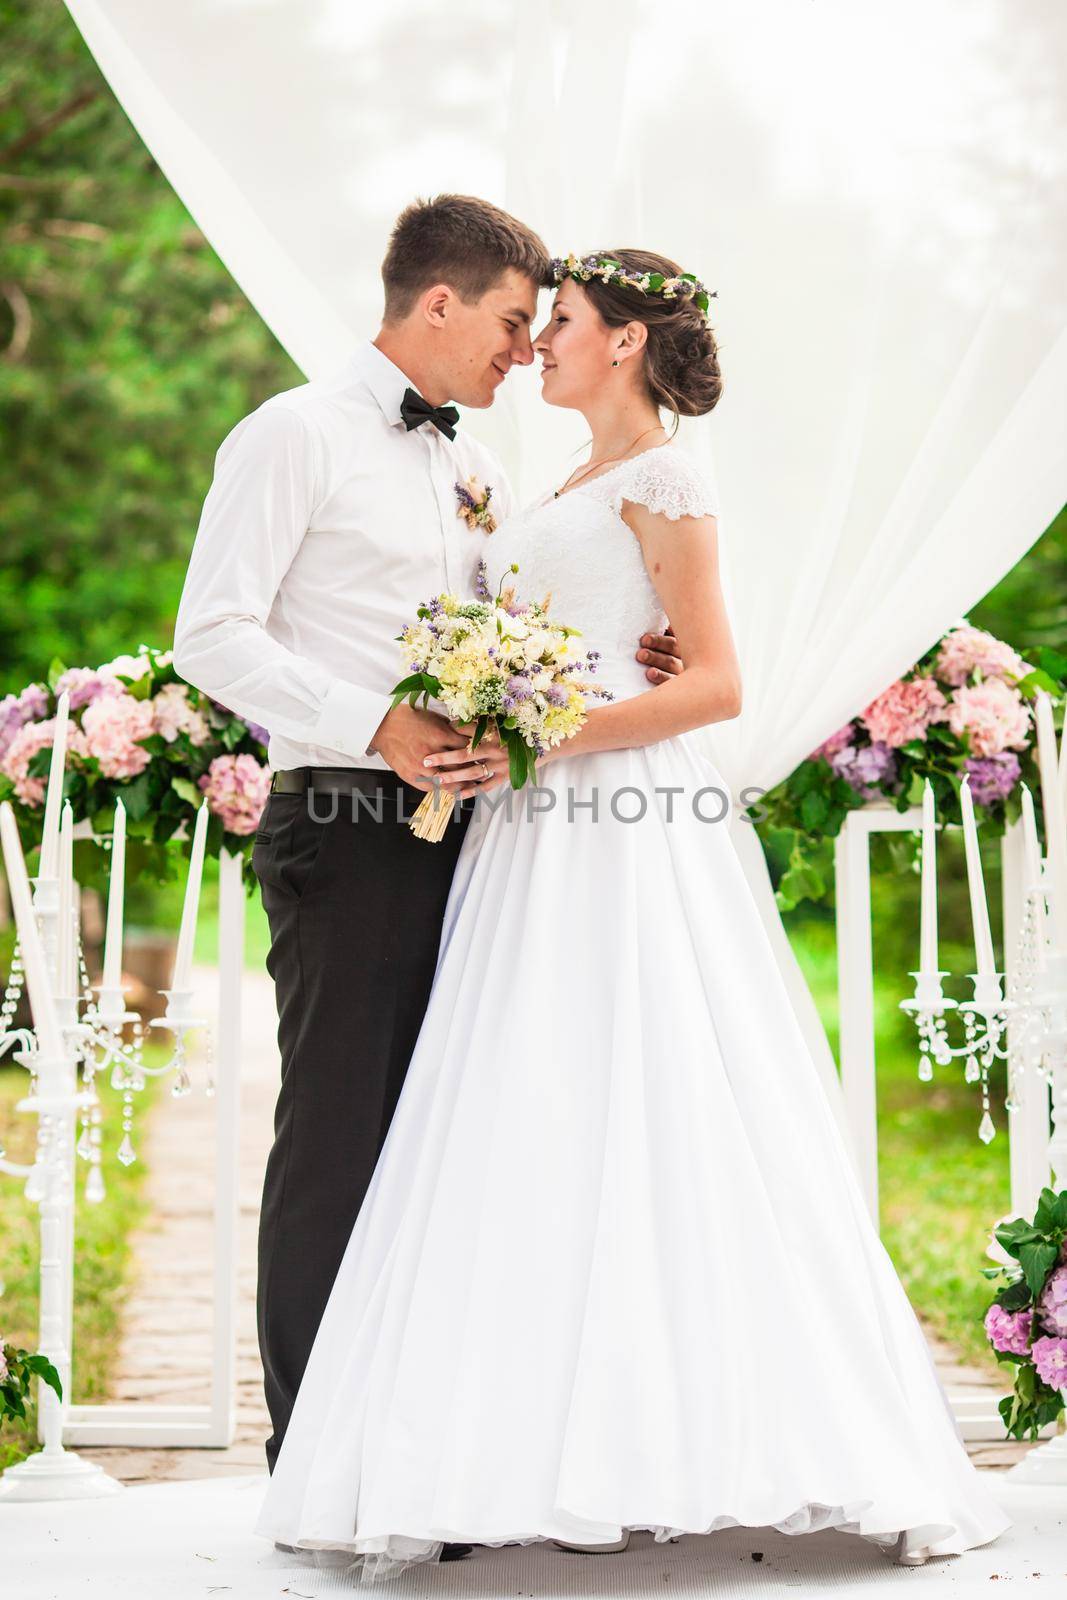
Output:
(251, 776), (473, 1473)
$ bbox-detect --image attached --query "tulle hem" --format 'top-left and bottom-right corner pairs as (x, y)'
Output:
(259, 1494), (975, 1585)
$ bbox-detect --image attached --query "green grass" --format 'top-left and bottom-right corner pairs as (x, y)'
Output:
(790, 916), (1012, 1379)
(0, 1045), (164, 1471)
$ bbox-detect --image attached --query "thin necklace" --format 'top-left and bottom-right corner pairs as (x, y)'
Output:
(553, 424), (667, 499)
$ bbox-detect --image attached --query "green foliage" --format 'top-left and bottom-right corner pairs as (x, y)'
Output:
(0, 0), (301, 692)
(982, 1187), (1067, 1440)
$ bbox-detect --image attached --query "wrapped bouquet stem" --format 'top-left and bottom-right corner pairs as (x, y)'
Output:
(391, 560), (613, 843)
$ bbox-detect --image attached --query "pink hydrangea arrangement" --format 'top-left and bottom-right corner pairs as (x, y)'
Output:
(0, 645), (269, 889)
(752, 614), (1061, 915)
(982, 1188), (1067, 1440)
(198, 754), (272, 836)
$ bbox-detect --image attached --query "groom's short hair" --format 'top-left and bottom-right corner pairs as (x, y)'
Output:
(381, 195), (551, 320)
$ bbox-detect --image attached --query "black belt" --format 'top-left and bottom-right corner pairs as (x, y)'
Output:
(270, 766), (416, 798)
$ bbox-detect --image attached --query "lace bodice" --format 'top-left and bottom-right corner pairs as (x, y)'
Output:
(487, 444), (718, 701)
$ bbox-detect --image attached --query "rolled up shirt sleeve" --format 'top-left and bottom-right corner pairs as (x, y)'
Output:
(173, 404), (393, 760)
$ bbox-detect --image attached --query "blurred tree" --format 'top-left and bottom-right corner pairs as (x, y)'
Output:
(0, 0), (301, 689)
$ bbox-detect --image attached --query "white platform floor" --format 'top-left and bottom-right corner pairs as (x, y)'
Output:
(5, 1470), (1065, 1599)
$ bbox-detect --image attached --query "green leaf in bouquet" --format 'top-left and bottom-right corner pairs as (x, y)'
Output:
(170, 776), (201, 808)
(798, 789), (829, 831)
(507, 734), (529, 790)
(1018, 1240), (1059, 1298)
(119, 773), (153, 822)
(1033, 1186), (1067, 1233)
(46, 657), (68, 693)
(126, 672), (154, 702)
(996, 1276), (1032, 1311)
(22, 1354), (63, 1401)
(469, 716), (490, 751)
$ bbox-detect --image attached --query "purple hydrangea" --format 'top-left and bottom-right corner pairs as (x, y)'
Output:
(244, 720), (270, 747)
(545, 684), (569, 706)
(830, 739), (898, 799)
(1038, 1265), (1067, 1337)
(1030, 1335), (1067, 1391)
(984, 1303), (1033, 1357)
(53, 666), (122, 712)
(506, 676), (533, 702)
(964, 752), (1021, 807)
(18, 683), (49, 719)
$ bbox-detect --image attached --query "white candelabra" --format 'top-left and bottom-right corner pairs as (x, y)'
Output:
(0, 698), (212, 1501)
(900, 690), (1067, 1482)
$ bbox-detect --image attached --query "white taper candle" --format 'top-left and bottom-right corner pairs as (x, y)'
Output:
(56, 800), (76, 997)
(101, 798), (126, 993)
(959, 774), (996, 976)
(171, 801), (209, 992)
(1035, 690), (1067, 950)
(0, 802), (63, 1060)
(919, 779), (938, 975)
(38, 690), (69, 881)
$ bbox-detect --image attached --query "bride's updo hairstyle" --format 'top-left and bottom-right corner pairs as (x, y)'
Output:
(577, 248), (722, 420)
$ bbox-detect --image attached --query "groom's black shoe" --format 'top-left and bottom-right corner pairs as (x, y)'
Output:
(439, 1542), (475, 1561)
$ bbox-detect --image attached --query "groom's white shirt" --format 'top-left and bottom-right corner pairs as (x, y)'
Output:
(173, 339), (513, 772)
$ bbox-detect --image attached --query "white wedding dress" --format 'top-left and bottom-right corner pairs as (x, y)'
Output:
(254, 444), (1011, 1580)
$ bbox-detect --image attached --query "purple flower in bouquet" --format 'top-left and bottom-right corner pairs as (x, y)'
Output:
(935, 624), (1027, 688)
(809, 722), (855, 763)
(964, 752), (1021, 808)
(947, 678), (1031, 758)
(0, 1343), (7, 1383)
(54, 666), (123, 711)
(506, 675), (533, 702)
(1037, 1265), (1067, 1338)
(862, 676), (948, 748)
(244, 720), (270, 748)
(198, 753), (271, 835)
(830, 739), (898, 799)
(81, 694), (155, 779)
(18, 683), (49, 720)
(984, 1303), (1033, 1357)
(0, 697), (25, 763)
(1030, 1335), (1067, 1391)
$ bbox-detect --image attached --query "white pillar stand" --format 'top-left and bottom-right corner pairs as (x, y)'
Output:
(834, 802), (1057, 1443)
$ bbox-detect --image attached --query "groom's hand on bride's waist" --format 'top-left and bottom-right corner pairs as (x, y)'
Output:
(369, 704), (510, 799)
(636, 624), (684, 684)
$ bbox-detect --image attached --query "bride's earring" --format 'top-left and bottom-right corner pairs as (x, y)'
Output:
(611, 359), (620, 368)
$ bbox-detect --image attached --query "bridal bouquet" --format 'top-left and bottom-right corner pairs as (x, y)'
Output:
(391, 559), (612, 841)
(982, 1187), (1067, 1439)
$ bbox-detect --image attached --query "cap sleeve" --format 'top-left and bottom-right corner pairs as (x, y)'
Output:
(612, 446), (718, 521)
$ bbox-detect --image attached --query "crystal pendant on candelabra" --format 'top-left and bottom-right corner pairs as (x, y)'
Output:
(85, 1162), (106, 1203)
(116, 1132), (136, 1167)
(918, 1054), (934, 1081)
(23, 1162), (46, 1202)
(75, 1124), (93, 1161)
(978, 1110), (997, 1144)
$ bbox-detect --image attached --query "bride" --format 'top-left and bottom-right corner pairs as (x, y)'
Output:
(254, 247), (1012, 1580)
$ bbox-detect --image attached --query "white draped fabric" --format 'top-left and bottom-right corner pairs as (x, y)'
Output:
(63, 0), (1067, 1144)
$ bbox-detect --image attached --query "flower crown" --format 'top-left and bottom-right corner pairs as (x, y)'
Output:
(549, 253), (717, 326)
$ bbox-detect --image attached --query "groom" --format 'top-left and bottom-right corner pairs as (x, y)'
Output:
(173, 194), (682, 1487)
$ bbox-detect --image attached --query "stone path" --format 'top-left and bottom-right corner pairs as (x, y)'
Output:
(76, 965), (1040, 1485)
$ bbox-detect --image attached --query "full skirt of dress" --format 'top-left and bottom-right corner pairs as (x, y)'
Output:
(253, 734), (1011, 1581)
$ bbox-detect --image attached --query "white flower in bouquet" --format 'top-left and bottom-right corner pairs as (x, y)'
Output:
(391, 560), (612, 840)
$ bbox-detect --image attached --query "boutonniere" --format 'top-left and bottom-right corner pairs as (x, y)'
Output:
(454, 475), (497, 535)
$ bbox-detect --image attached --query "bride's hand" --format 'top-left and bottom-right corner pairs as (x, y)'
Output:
(422, 722), (511, 800)
(636, 625), (683, 684)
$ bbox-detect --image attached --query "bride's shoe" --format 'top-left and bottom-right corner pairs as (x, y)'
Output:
(553, 1531), (631, 1553)
(889, 1532), (932, 1566)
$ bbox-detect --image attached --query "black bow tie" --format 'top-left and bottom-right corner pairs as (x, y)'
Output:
(399, 387), (460, 441)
